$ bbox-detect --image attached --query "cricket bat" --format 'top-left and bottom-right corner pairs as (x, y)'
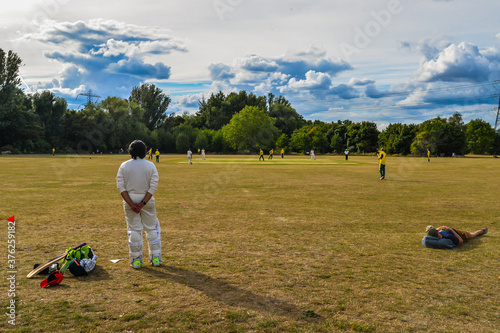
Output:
(27, 243), (86, 278)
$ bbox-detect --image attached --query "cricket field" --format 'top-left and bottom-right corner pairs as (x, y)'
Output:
(0, 154), (498, 332)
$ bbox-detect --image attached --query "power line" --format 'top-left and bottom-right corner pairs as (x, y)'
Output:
(75, 89), (100, 108)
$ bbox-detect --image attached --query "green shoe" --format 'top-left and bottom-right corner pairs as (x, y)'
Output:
(152, 257), (161, 267)
(132, 259), (141, 269)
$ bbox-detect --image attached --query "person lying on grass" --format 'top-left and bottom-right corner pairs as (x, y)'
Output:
(426, 225), (488, 246)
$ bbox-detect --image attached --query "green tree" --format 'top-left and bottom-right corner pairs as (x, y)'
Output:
(268, 95), (305, 136)
(212, 129), (231, 153)
(173, 124), (197, 153)
(330, 133), (344, 153)
(197, 90), (267, 130)
(410, 131), (433, 155)
(378, 123), (418, 155)
(222, 106), (279, 151)
(129, 83), (171, 130)
(0, 49), (26, 151)
(194, 130), (211, 151)
(466, 119), (495, 154)
(410, 117), (446, 156)
(276, 133), (290, 150)
(290, 128), (311, 153)
(175, 132), (191, 154)
(32, 91), (68, 147)
(445, 113), (466, 155)
(346, 121), (379, 153)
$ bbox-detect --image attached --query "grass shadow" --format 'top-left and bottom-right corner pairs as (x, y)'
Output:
(145, 265), (306, 320)
(454, 237), (484, 252)
(73, 265), (113, 281)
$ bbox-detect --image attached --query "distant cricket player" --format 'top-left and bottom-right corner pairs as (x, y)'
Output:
(201, 148), (206, 160)
(155, 149), (160, 163)
(281, 148), (285, 158)
(259, 149), (265, 161)
(52, 148), (55, 156)
(148, 148), (153, 160)
(187, 148), (193, 165)
(377, 148), (386, 180)
(310, 149), (315, 160)
(427, 149), (430, 162)
(344, 149), (349, 160)
(268, 148), (274, 160)
(116, 140), (162, 268)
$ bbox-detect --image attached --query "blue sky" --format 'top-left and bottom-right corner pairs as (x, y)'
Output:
(2, 0), (500, 128)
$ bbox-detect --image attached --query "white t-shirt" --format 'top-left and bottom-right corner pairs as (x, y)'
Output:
(116, 158), (159, 195)
(187, 150), (192, 157)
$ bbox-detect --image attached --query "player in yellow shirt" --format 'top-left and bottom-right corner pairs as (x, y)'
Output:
(155, 149), (160, 163)
(377, 148), (386, 180)
(148, 148), (153, 160)
(268, 149), (274, 160)
(427, 148), (430, 162)
(259, 149), (264, 161)
(280, 148), (285, 158)
(52, 148), (55, 156)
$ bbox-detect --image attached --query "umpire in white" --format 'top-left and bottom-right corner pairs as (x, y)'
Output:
(117, 140), (162, 268)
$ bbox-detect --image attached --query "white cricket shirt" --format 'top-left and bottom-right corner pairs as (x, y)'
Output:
(116, 158), (159, 195)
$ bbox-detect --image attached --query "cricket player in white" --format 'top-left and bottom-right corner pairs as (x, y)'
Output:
(310, 149), (315, 160)
(117, 140), (162, 268)
(187, 148), (193, 164)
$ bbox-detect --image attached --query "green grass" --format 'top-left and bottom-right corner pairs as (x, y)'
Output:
(0, 153), (498, 332)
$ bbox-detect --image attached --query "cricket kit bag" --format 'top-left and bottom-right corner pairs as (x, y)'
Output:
(60, 245), (98, 276)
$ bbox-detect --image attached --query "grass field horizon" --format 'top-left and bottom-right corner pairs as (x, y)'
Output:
(1, 154), (498, 332)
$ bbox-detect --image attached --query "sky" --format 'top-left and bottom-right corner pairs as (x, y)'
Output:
(2, 0), (500, 129)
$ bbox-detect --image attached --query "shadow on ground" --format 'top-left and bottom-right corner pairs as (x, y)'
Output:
(145, 265), (309, 320)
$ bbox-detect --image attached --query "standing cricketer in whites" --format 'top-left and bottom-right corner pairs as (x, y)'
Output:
(187, 148), (193, 164)
(116, 140), (162, 268)
(310, 149), (315, 160)
(201, 148), (206, 160)
(377, 148), (386, 180)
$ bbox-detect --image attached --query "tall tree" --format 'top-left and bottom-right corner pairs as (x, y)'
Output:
(269, 103), (306, 136)
(197, 90), (267, 130)
(222, 106), (279, 151)
(32, 91), (68, 147)
(0, 49), (44, 152)
(129, 83), (171, 131)
(466, 119), (496, 154)
(378, 123), (418, 155)
(346, 121), (379, 153)
(0, 49), (23, 142)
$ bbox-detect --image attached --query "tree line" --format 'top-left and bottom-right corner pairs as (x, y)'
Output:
(1, 48), (499, 156)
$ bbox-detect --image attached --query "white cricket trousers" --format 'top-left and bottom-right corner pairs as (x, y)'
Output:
(123, 193), (162, 263)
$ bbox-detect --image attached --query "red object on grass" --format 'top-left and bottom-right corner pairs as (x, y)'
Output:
(6, 216), (15, 222)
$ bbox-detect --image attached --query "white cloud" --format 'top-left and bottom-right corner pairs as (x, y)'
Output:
(414, 42), (491, 82)
(349, 78), (376, 86)
(15, 18), (186, 98)
(283, 70), (332, 91)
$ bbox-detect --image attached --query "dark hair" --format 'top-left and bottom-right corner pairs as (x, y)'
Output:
(129, 140), (147, 159)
